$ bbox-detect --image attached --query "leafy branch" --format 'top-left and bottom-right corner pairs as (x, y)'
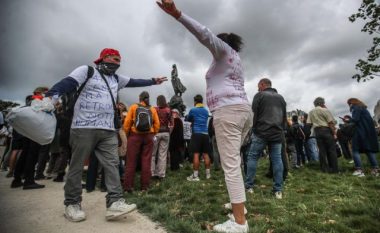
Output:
(349, 0), (380, 82)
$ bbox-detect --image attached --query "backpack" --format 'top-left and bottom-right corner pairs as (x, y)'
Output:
(135, 104), (153, 132)
(303, 123), (312, 139)
(61, 66), (94, 120)
(291, 124), (305, 140)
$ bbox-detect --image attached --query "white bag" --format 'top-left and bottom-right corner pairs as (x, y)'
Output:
(6, 106), (57, 145)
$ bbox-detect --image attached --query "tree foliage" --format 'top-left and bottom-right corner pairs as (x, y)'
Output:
(0, 100), (20, 112)
(349, 0), (380, 82)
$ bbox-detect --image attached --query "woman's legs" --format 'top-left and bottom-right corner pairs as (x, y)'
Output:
(213, 105), (252, 225)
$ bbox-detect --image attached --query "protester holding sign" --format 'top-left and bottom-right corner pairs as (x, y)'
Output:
(45, 48), (167, 222)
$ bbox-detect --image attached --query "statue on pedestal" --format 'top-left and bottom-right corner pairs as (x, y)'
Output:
(171, 64), (186, 96)
(168, 64), (187, 116)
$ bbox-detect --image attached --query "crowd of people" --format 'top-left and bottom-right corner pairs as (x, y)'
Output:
(1, 1), (380, 232)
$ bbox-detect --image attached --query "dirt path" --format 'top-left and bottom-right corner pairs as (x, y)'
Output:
(0, 172), (166, 233)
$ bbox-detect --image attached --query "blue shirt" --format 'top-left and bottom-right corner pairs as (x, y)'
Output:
(186, 104), (209, 134)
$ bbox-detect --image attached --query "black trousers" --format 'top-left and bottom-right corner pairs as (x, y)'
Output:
(46, 145), (70, 175)
(14, 138), (41, 184)
(36, 144), (50, 177)
(170, 149), (181, 171)
(85, 153), (105, 191)
(338, 140), (352, 160)
(294, 139), (306, 165)
(315, 127), (339, 173)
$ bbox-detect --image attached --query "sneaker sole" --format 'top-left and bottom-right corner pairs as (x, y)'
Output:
(106, 206), (137, 221)
(64, 213), (86, 222)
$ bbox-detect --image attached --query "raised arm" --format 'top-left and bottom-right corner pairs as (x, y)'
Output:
(157, 0), (227, 59)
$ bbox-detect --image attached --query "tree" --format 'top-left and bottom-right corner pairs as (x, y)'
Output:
(0, 100), (20, 112)
(349, 0), (380, 82)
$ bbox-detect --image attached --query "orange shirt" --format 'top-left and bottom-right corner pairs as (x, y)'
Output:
(123, 101), (160, 135)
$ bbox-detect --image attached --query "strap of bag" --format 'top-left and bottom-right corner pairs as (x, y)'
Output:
(73, 66), (94, 103)
(96, 69), (118, 114)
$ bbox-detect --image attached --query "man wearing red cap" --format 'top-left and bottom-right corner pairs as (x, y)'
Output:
(45, 48), (167, 222)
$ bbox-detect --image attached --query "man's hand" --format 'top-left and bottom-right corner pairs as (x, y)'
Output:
(153, 76), (168, 85)
(156, 0), (182, 19)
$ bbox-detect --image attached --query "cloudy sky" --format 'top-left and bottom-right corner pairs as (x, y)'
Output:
(1, 0), (379, 118)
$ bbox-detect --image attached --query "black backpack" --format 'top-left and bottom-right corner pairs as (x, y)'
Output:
(303, 123), (312, 139)
(61, 66), (94, 120)
(291, 124), (306, 140)
(135, 104), (153, 132)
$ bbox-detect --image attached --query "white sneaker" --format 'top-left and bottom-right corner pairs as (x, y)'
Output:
(106, 199), (137, 220)
(246, 188), (253, 194)
(274, 191), (283, 199)
(206, 173), (211, 179)
(64, 204), (86, 222)
(213, 219), (248, 233)
(352, 170), (365, 177)
(187, 174), (200, 182)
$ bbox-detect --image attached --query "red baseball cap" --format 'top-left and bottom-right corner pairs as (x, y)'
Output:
(94, 48), (121, 64)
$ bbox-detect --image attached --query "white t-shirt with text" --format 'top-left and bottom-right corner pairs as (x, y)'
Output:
(69, 65), (130, 130)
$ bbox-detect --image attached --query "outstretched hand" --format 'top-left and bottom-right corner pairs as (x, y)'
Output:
(153, 76), (168, 85)
(156, 0), (181, 19)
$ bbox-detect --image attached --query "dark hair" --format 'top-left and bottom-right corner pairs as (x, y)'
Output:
(194, 94), (203, 104)
(347, 98), (367, 108)
(292, 115), (298, 123)
(117, 102), (127, 112)
(217, 33), (243, 52)
(303, 113), (308, 123)
(25, 95), (33, 106)
(157, 95), (168, 108)
(259, 78), (272, 87)
(139, 91), (149, 101)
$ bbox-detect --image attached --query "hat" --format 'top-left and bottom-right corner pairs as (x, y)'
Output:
(94, 48), (121, 64)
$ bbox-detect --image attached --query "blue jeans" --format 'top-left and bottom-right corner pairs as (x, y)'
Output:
(304, 138), (319, 161)
(245, 133), (283, 192)
(352, 150), (379, 169)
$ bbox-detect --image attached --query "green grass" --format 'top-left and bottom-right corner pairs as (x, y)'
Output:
(125, 155), (380, 233)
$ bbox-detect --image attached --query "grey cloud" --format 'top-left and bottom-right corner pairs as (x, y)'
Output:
(1, 0), (379, 117)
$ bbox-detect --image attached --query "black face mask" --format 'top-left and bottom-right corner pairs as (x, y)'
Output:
(98, 62), (120, 75)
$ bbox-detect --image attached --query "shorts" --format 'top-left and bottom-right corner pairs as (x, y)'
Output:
(11, 130), (24, 150)
(189, 133), (211, 154)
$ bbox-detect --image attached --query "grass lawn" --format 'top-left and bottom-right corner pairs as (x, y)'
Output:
(125, 155), (380, 233)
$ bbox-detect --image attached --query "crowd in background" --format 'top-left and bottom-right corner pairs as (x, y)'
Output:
(1, 88), (379, 191)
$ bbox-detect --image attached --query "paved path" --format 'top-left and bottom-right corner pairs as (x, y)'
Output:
(0, 172), (166, 233)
